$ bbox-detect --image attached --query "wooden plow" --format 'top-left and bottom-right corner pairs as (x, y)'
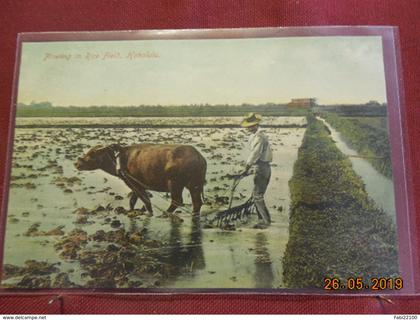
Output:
(206, 172), (257, 228)
(210, 197), (255, 227)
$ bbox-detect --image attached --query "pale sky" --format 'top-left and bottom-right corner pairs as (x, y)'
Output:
(17, 36), (387, 106)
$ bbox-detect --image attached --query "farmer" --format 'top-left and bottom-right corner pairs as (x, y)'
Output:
(241, 113), (273, 229)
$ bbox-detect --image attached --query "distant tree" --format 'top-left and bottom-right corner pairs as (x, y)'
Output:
(30, 101), (53, 108)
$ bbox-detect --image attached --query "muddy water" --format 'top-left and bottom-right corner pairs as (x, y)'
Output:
(3, 119), (306, 289)
(318, 117), (396, 219)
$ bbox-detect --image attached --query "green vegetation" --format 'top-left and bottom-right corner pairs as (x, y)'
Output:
(316, 103), (387, 117)
(17, 102), (309, 117)
(323, 113), (392, 178)
(347, 116), (389, 129)
(283, 115), (398, 288)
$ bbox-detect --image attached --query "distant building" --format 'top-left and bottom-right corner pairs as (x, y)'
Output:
(287, 98), (317, 108)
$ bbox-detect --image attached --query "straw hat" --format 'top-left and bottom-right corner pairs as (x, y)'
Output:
(240, 112), (262, 127)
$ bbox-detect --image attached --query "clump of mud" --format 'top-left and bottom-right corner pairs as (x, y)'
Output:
(54, 228), (88, 260)
(54, 226), (168, 288)
(1, 260), (78, 289)
(53, 176), (82, 193)
(23, 223), (65, 236)
(9, 182), (37, 189)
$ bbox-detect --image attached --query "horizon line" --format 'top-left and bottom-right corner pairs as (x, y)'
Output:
(17, 100), (387, 108)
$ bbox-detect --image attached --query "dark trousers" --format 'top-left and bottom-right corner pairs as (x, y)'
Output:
(253, 162), (271, 225)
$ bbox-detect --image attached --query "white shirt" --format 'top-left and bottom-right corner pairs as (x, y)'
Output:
(246, 128), (273, 166)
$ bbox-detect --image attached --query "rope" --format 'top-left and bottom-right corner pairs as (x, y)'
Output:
(101, 145), (277, 229)
(104, 148), (190, 215)
(119, 170), (179, 215)
(104, 146), (248, 216)
(120, 168), (250, 217)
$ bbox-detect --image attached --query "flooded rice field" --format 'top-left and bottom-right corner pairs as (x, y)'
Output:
(15, 116), (308, 127)
(16, 117), (306, 127)
(2, 117), (306, 289)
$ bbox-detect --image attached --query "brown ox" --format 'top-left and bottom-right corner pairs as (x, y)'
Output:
(75, 144), (207, 215)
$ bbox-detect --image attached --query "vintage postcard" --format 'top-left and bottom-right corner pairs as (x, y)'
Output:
(0, 28), (413, 292)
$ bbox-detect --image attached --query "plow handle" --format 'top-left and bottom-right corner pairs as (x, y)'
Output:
(228, 171), (251, 209)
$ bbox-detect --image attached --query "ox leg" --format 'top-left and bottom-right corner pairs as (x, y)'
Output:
(129, 195), (146, 212)
(123, 178), (152, 215)
(139, 192), (153, 216)
(129, 193), (138, 210)
(131, 187), (153, 216)
(189, 186), (203, 215)
(167, 182), (184, 213)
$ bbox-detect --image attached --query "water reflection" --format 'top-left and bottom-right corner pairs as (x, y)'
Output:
(166, 220), (184, 274)
(254, 232), (274, 288)
(189, 215), (205, 270)
(163, 215), (205, 281)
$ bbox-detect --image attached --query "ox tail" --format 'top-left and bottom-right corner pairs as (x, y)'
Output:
(201, 158), (207, 203)
(201, 183), (206, 203)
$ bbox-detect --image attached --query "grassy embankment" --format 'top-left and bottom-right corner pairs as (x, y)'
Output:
(283, 115), (398, 288)
(316, 104), (387, 117)
(322, 113), (392, 178)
